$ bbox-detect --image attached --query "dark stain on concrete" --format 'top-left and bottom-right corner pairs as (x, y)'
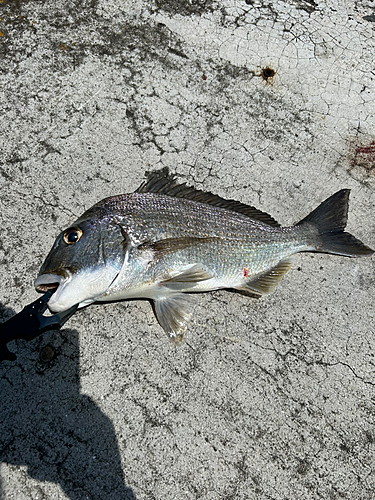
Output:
(363, 14), (375, 22)
(0, 0), (186, 73)
(216, 62), (255, 83)
(152, 0), (217, 17)
(294, 0), (318, 13)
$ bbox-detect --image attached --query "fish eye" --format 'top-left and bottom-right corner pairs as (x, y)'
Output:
(63, 227), (83, 245)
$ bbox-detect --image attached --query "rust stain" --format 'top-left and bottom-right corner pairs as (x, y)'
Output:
(260, 67), (275, 82)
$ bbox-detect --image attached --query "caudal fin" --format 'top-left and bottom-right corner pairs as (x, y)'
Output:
(296, 189), (374, 257)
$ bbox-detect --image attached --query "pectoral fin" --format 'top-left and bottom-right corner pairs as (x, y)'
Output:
(235, 258), (294, 296)
(161, 264), (213, 290)
(154, 293), (196, 344)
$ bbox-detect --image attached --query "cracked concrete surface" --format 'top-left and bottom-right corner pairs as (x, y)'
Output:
(1, 0), (375, 498)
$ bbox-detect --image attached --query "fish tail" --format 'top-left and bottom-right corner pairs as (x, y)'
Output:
(296, 189), (374, 257)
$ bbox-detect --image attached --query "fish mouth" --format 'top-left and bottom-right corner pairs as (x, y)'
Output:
(34, 274), (64, 295)
(35, 264), (121, 313)
(35, 282), (60, 293)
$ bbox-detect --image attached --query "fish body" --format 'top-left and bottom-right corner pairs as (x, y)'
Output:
(35, 176), (374, 342)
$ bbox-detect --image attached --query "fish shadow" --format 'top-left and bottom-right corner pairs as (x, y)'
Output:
(0, 302), (136, 500)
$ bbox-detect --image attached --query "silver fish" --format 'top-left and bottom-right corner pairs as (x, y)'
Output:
(35, 176), (374, 343)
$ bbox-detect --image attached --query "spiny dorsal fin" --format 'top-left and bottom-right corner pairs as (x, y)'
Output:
(136, 175), (280, 227)
(235, 258), (294, 296)
(153, 293), (196, 344)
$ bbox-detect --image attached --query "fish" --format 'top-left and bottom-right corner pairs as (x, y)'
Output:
(35, 175), (374, 343)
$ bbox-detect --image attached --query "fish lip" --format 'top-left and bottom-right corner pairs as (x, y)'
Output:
(34, 271), (70, 295)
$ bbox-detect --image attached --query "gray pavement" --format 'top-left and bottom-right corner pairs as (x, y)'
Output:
(1, 0), (375, 498)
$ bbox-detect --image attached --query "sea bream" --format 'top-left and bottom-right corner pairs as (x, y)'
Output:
(35, 176), (374, 343)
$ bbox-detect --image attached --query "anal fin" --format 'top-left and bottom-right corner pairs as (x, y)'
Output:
(235, 258), (294, 296)
(154, 293), (196, 344)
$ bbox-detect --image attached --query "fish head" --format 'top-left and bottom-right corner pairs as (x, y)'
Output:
(34, 214), (126, 312)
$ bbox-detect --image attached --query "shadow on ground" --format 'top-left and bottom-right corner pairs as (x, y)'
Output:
(0, 302), (136, 500)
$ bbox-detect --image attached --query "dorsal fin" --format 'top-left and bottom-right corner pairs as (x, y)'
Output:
(135, 175), (280, 227)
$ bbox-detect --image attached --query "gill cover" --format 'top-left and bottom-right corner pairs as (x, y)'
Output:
(35, 218), (127, 312)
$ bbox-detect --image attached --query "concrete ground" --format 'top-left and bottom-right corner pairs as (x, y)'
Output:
(1, 0), (375, 498)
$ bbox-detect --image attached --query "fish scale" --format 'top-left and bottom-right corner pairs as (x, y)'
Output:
(34, 176), (373, 343)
